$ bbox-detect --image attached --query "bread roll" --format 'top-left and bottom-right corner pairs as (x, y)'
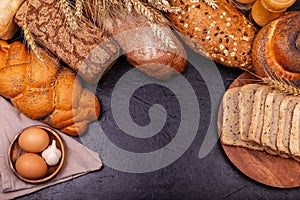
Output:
(15, 0), (120, 83)
(0, 40), (100, 136)
(0, 0), (25, 40)
(167, 0), (257, 70)
(252, 11), (300, 80)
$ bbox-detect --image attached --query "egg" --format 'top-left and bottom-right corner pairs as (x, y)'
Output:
(15, 153), (48, 179)
(18, 127), (50, 153)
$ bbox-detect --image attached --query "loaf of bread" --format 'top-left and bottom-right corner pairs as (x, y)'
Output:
(252, 11), (300, 80)
(0, 40), (100, 136)
(221, 83), (300, 162)
(14, 0), (120, 83)
(0, 0), (25, 40)
(167, 0), (257, 70)
(248, 86), (272, 144)
(102, 11), (187, 80)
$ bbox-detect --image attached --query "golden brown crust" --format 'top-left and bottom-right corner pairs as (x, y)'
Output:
(0, 40), (100, 136)
(168, 0), (257, 70)
(252, 11), (300, 80)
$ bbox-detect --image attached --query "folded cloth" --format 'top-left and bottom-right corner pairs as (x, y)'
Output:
(0, 96), (103, 199)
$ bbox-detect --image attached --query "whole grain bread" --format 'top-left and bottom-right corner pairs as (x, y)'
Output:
(221, 87), (262, 151)
(167, 0), (257, 70)
(289, 103), (300, 159)
(248, 85), (272, 144)
(238, 84), (260, 141)
(276, 96), (300, 157)
(261, 91), (286, 155)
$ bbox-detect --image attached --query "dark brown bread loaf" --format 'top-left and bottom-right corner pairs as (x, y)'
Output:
(167, 0), (257, 70)
(14, 0), (120, 83)
(252, 11), (300, 80)
(0, 40), (100, 136)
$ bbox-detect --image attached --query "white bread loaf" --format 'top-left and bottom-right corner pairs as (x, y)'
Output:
(248, 86), (272, 144)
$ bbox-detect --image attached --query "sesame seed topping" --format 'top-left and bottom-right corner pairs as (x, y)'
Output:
(234, 42), (237, 46)
(206, 36), (211, 40)
(220, 57), (225, 62)
(184, 23), (189, 28)
(226, 18), (231, 22)
(230, 52), (236, 57)
(222, 12), (226, 16)
(226, 22), (231, 27)
(233, 47), (237, 51)
(219, 44), (225, 50)
(223, 49), (229, 56)
(212, 54), (217, 58)
(195, 26), (199, 31)
(178, 15), (182, 20)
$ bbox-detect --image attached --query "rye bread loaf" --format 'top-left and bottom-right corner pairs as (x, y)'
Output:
(167, 0), (257, 70)
(238, 84), (260, 141)
(276, 96), (300, 157)
(15, 0), (120, 83)
(261, 91), (286, 155)
(248, 85), (272, 144)
(289, 103), (300, 159)
(221, 87), (262, 151)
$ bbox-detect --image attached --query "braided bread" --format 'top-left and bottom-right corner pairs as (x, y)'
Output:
(0, 40), (100, 136)
(252, 11), (300, 80)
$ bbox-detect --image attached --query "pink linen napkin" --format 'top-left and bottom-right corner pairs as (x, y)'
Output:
(0, 96), (103, 199)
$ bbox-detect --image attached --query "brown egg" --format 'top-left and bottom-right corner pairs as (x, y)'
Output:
(18, 127), (50, 153)
(15, 153), (48, 179)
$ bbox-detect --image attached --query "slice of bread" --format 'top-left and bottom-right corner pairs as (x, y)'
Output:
(248, 85), (272, 144)
(238, 84), (261, 141)
(290, 103), (300, 160)
(221, 87), (262, 151)
(261, 91), (287, 155)
(277, 96), (300, 157)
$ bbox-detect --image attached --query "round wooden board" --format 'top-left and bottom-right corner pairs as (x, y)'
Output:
(219, 72), (300, 188)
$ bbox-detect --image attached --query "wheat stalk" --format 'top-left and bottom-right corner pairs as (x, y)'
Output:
(59, 0), (78, 31)
(261, 77), (300, 96)
(147, 0), (182, 13)
(75, 0), (83, 18)
(150, 23), (176, 49)
(22, 1), (44, 62)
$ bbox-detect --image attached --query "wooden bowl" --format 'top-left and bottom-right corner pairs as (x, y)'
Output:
(8, 125), (66, 184)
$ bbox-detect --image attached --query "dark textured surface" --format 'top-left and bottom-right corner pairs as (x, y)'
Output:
(17, 2), (300, 199)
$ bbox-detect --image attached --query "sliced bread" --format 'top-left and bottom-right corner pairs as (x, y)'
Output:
(248, 85), (273, 144)
(290, 103), (300, 159)
(221, 87), (262, 151)
(238, 84), (261, 141)
(261, 91), (287, 155)
(277, 96), (300, 157)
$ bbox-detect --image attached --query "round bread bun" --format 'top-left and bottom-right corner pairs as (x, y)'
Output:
(252, 11), (300, 80)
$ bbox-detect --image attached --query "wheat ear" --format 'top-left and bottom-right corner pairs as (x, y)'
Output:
(261, 77), (300, 96)
(150, 23), (176, 49)
(59, 0), (78, 31)
(75, 0), (83, 18)
(22, 1), (44, 61)
(147, 0), (182, 13)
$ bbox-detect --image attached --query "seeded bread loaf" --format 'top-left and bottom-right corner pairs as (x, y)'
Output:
(276, 96), (300, 157)
(289, 103), (300, 159)
(15, 0), (120, 83)
(261, 91), (286, 155)
(238, 84), (260, 141)
(248, 85), (272, 144)
(221, 87), (262, 151)
(167, 0), (257, 70)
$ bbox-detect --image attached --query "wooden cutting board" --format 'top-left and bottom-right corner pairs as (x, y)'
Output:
(219, 72), (300, 188)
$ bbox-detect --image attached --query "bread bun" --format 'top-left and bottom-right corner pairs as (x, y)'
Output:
(252, 11), (300, 80)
